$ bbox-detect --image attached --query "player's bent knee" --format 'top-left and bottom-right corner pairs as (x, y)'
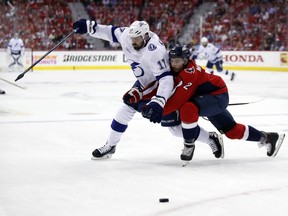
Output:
(225, 123), (246, 139)
(180, 102), (199, 123)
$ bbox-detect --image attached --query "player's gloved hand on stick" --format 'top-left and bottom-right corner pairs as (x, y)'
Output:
(73, 19), (97, 34)
(142, 96), (165, 123)
(123, 87), (143, 105)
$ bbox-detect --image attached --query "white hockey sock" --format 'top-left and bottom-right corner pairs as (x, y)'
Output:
(168, 125), (211, 144)
(197, 127), (210, 143)
(107, 104), (136, 146)
(107, 130), (124, 146)
(168, 125), (183, 137)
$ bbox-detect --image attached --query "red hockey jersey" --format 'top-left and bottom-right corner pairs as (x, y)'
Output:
(163, 60), (228, 115)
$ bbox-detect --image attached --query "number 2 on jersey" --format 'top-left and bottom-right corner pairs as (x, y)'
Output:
(183, 82), (192, 90)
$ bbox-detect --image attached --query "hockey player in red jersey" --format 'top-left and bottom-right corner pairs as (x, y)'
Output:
(142, 44), (285, 164)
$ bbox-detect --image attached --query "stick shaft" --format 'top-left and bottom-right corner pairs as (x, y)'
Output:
(29, 30), (75, 71)
(228, 102), (250, 106)
(15, 29), (77, 81)
(0, 77), (26, 89)
(229, 98), (264, 106)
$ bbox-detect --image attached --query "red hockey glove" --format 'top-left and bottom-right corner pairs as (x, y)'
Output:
(123, 87), (143, 105)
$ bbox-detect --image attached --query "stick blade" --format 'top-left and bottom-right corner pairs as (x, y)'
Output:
(15, 73), (25, 82)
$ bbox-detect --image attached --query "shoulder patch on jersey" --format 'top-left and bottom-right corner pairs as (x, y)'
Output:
(120, 27), (125, 32)
(148, 44), (157, 51)
(184, 67), (195, 74)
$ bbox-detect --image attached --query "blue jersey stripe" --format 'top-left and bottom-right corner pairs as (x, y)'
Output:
(111, 26), (119, 43)
(156, 71), (173, 80)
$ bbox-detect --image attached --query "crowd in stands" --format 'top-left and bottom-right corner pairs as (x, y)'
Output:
(0, 0), (86, 50)
(198, 0), (287, 51)
(83, 0), (198, 49)
(141, 0), (197, 48)
(0, 0), (287, 51)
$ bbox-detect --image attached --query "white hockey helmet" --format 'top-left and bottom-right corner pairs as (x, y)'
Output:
(201, 37), (208, 44)
(128, 20), (150, 38)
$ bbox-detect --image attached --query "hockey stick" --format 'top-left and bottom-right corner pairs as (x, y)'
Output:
(229, 98), (264, 106)
(15, 28), (78, 82)
(229, 102), (253, 106)
(0, 77), (27, 89)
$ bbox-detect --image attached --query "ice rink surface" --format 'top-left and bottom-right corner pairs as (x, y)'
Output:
(0, 69), (288, 216)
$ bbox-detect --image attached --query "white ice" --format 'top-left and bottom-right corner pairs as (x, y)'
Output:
(0, 69), (288, 216)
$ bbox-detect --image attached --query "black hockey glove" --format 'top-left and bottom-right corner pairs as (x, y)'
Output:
(142, 96), (165, 123)
(123, 88), (143, 105)
(73, 19), (97, 34)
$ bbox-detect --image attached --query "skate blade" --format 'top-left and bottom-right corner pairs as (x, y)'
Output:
(272, 134), (285, 157)
(91, 154), (113, 160)
(218, 134), (225, 159)
(182, 161), (189, 167)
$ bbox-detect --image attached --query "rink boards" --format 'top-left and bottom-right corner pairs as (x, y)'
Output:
(0, 49), (287, 72)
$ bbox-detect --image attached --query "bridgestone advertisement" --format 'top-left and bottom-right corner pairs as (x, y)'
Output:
(5, 50), (288, 71)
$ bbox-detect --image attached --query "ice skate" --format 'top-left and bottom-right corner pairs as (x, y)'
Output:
(91, 142), (116, 160)
(259, 132), (285, 157)
(181, 142), (195, 167)
(230, 72), (235, 81)
(208, 132), (224, 158)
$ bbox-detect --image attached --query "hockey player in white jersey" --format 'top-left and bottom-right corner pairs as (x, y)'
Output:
(192, 37), (235, 81)
(7, 33), (25, 71)
(73, 19), (174, 159)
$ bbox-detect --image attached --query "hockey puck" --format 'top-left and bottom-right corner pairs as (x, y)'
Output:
(159, 198), (169, 203)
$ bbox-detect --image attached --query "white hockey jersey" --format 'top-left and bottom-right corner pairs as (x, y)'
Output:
(89, 24), (173, 103)
(195, 43), (222, 63)
(7, 38), (25, 55)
